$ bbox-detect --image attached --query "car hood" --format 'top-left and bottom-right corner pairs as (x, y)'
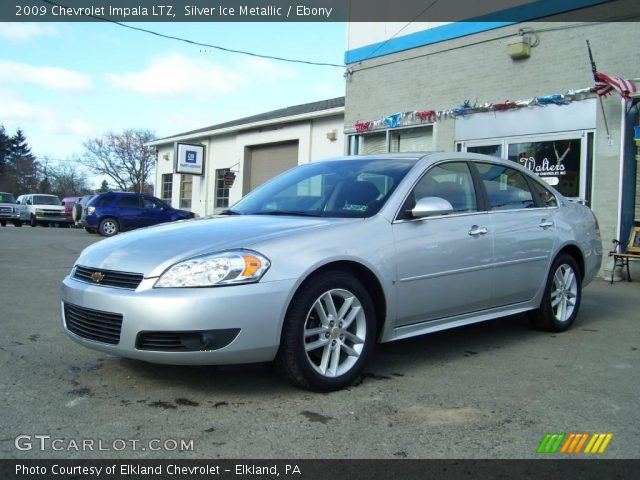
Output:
(75, 215), (345, 277)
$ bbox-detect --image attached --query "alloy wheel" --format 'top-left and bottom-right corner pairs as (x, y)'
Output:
(550, 263), (578, 322)
(303, 288), (367, 378)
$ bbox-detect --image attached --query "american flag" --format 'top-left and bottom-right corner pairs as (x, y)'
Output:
(593, 71), (638, 100)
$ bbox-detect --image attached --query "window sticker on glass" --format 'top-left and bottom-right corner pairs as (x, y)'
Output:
(500, 174), (508, 191)
(343, 203), (368, 212)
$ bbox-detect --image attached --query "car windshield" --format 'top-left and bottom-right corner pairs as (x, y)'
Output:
(0, 193), (16, 203)
(33, 195), (61, 206)
(231, 159), (416, 218)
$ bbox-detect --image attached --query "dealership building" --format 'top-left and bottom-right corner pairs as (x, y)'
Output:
(148, 97), (344, 217)
(343, 15), (638, 275)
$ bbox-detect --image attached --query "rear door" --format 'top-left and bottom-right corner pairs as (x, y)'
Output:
(474, 162), (557, 307)
(115, 195), (144, 229)
(392, 161), (493, 326)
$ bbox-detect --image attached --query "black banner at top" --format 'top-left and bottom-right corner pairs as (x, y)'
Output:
(2, 0), (640, 22)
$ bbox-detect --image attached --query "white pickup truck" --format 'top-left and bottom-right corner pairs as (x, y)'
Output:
(16, 194), (66, 227)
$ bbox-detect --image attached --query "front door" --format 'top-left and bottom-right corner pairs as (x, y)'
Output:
(392, 161), (493, 326)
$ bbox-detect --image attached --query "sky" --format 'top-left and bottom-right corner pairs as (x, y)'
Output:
(0, 21), (346, 186)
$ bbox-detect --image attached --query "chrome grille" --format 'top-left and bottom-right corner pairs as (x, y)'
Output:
(73, 266), (143, 290)
(64, 303), (123, 345)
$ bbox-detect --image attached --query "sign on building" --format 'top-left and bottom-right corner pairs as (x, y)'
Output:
(174, 142), (205, 176)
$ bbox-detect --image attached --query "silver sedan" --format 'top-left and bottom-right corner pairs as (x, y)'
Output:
(61, 153), (602, 391)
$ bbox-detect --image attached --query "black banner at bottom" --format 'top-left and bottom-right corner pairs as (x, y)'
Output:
(2, 459), (640, 480)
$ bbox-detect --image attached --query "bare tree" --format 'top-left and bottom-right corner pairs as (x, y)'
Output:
(39, 156), (91, 197)
(81, 129), (156, 193)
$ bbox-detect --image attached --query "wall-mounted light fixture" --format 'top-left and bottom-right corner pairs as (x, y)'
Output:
(162, 153), (170, 161)
(326, 129), (338, 141)
(508, 28), (539, 60)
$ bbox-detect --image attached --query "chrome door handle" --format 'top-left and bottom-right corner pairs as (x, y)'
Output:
(468, 225), (488, 236)
(539, 220), (554, 228)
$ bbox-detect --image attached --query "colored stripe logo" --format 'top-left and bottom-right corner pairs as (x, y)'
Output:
(537, 433), (613, 454)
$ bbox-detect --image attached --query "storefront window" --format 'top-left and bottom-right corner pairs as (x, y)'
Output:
(468, 144), (502, 158)
(180, 174), (192, 210)
(508, 139), (581, 198)
(357, 132), (387, 154)
(390, 126), (433, 153)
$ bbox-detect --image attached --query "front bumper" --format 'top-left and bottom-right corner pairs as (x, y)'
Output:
(61, 275), (296, 365)
(0, 211), (19, 220)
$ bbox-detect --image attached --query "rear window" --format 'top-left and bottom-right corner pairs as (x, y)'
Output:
(117, 196), (141, 208)
(477, 163), (535, 211)
(93, 194), (114, 207)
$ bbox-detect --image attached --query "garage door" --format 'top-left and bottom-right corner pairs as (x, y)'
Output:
(245, 141), (299, 193)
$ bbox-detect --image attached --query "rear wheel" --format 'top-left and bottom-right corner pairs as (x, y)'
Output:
(529, 254), (582, 332)
(0, 220), (5, 227)
(13, 221), (22, 227)
(98, 217), (119, 237)
(275, 270), (376, 391)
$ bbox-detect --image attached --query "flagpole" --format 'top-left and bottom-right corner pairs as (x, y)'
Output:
(587, 40), (611, 141)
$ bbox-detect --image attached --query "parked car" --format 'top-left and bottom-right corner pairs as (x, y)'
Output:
(61, 196), (82, 227)
(80, 192), (194, 237)
(0, 192), (21, 227)
(72, 195), (96, 231)
(16, 194), (66, 227)
(61, 153), (602, 391)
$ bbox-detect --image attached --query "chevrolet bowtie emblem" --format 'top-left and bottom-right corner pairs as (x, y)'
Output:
(90, 271), (105, 283)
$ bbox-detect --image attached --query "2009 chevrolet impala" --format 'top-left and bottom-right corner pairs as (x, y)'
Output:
(61, 153), (602, 390)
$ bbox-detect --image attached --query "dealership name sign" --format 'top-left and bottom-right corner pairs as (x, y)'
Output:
(519, 156), (567, 177)
(174, 143), (205, 176)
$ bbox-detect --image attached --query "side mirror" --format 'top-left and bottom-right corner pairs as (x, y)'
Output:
(411, 197), (454, 218)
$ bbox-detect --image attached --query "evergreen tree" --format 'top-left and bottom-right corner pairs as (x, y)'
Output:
(9, 128), (38, 194)
(0, 125), (10, 192)
(98, 179), (109, 193)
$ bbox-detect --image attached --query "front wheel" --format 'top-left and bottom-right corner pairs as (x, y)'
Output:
(275, 270), (376, 391)
(98, 218), (119, 237)
(30, 215), (37, 227)
(13, 221), (22, 227)
(529, 254), (582, 332)
(84, 227), (97, 234)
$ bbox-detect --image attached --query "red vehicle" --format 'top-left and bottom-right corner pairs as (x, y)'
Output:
(61, 196), (82, 226)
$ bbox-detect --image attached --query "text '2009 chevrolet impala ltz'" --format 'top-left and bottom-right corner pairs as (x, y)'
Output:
(61, 153), (602, 391)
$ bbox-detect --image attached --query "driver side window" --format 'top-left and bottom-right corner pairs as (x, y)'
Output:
(399, 162), (477, 219)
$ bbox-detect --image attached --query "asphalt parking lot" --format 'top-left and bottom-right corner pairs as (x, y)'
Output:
(1, 225), (638, 459)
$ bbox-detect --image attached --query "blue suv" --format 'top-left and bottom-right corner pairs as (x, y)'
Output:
(82, 192), (195, 237)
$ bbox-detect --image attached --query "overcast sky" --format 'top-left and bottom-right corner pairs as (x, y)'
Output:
(0, 22), (346, 177)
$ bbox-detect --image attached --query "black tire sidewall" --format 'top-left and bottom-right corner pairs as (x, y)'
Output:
(30, 215), (37, 227)
(278, 270), (376, 391)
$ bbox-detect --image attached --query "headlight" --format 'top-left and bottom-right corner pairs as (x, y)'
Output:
(154, 250), (270, 288)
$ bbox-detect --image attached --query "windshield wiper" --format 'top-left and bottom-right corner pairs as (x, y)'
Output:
(251, 210), (324, 217)
(220, 209), (243, 215)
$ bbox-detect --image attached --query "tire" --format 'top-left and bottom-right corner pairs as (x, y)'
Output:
(84, 227), (97, 234)
(275, 270), (376, 391)
(30, 215), (37, 227)
(98, 217), (119, 237)
(72, 203), (82, 222)
(13, 221), (22, 227)
(529, 254), (582, 332)
(0, 220), (5, 227)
